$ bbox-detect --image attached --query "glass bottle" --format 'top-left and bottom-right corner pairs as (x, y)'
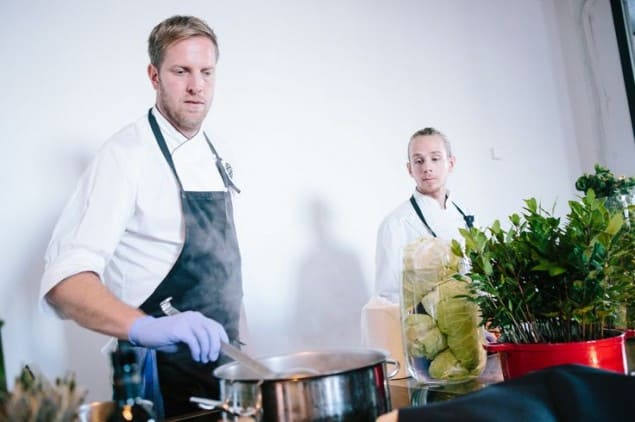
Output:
(108, 342), (157, 422)
(400, 237), (486, 384)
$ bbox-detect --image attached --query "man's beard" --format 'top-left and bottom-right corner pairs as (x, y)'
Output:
(157, 87), (209, 136)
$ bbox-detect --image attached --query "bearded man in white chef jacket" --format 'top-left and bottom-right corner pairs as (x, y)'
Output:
(38, 15), (247, 419)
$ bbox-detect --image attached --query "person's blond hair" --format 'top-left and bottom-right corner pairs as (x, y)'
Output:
(148, 15), (218, 68)
(408, 127), (452, 159)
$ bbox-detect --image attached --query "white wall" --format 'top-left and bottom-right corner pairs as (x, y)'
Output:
(0, 0), (633, 402)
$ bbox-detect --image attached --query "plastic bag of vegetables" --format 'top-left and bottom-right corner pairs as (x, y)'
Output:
(400, 237), (486, 383)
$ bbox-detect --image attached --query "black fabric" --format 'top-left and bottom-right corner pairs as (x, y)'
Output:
(451, 201), (474, 229)
(155, 350), (221, 417)
(137, 110), (243, 418)
(409, 196), (437, 237)
(398, 364), (635, 422)
(204, 132), (240, 194)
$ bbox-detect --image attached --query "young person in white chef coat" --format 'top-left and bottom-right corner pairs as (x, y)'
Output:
(38, 15), (247, 419)
(375, 127), (474, 303)
(361, 128), (474, 372)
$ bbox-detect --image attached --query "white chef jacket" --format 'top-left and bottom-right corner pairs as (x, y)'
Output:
(39, 107), (236, 317)
(374, 190), (472, 303)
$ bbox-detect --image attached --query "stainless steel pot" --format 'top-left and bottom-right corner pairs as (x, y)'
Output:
(199, 348), (399, 421)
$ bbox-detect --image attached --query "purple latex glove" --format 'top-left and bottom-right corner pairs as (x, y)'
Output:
(128, 311), (228, 363)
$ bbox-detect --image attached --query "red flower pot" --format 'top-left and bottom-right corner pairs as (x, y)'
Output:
(486, 330), (634, 380)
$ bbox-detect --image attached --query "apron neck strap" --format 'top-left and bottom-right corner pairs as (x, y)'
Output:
(451, 201), (474, 229)
(203, 133), (241, 194)
(409, 194), (475, 237)
(147, 109), (241, 193)
(147, 109), (184, 191)
(410, 195), (437, 237)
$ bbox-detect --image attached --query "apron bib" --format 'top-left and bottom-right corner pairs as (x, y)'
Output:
(136, 109), (243, 418)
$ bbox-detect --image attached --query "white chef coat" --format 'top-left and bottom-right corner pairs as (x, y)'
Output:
(39, 107), (236, 317)
(374, 190), (472, 303)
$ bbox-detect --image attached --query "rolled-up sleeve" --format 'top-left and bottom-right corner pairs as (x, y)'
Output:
(39, 143), (136, 317)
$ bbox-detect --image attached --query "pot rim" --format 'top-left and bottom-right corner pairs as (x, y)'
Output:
(213, 347), (390, 381)
(486, 330), (626, 352)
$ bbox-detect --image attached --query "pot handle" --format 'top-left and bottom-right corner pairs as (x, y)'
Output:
(625, 329), (635, 339)
(190, 396), (229, 413)
(385, 358), (401, 379)
(190, 396), (258, 418)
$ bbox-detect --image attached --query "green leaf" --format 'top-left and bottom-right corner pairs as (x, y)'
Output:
(525, 198), (538, 213)
(450, 239), (464, 258)
(605, 214), (623, 236)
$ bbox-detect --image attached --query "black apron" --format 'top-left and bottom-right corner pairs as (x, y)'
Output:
(409, 194), (474, 236)
(138, 109), (243, 418)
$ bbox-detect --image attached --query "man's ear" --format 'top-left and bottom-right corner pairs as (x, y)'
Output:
(148, 64), (159, 89)
(407, 161), (413, 177)
(448, 155), (456, 172)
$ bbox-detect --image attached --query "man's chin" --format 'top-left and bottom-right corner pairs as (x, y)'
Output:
(177, 114), (206, 132)
(416, 186), (440, 196)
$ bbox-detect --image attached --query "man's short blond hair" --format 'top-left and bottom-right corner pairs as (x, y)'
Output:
(148, 15), (218, 68)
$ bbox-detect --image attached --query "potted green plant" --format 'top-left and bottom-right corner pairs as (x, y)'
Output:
(451, 188), (635, 379)
(575, 164), (635, 201)
(575, 164), (635, 328)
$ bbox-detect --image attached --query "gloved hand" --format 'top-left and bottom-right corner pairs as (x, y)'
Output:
(128, 311), (228, 363)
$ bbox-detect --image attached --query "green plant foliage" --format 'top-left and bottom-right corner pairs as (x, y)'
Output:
(452, 190), (635, 343)
(575, 164), (635, 197)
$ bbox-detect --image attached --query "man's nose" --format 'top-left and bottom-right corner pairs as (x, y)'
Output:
(187, 74), (204, 93)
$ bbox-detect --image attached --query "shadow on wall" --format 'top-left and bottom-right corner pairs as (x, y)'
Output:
(289, 197), (370, 350)
(8, 213), (111, 402)
(12, 148), (112, 402)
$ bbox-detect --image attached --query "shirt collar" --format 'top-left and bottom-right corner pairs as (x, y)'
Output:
(413, 189), (452, 209)
(151, 106), (207, 153)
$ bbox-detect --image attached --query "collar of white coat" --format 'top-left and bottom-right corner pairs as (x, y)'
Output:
(412, 189), (453, 210)
(150, 106), (208, 154)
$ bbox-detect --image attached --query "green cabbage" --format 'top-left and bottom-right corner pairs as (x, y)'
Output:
(404, 314), (447, 359)
(420, 288), (440, 318)
(401, 238), (460, 311)
(436, 279), (486, 371)
(401, 270), (436, 310)
(402, 237), (459, 278)
(428, 349), (469, 379)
